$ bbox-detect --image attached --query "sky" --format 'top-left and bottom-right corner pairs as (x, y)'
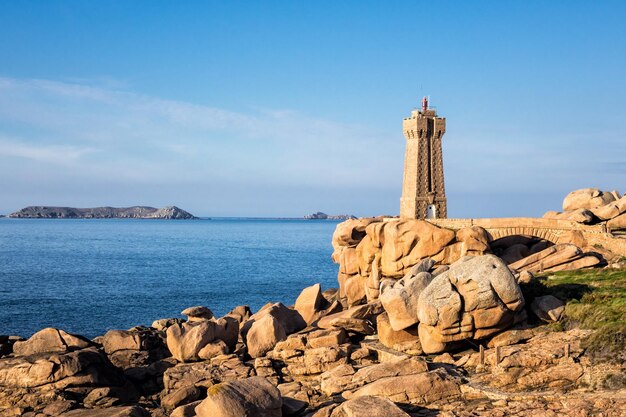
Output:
(0, 1), (625, 218)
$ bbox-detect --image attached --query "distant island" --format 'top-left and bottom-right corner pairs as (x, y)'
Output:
(304, 212), (356, 220)
(8, 206), (197, 219)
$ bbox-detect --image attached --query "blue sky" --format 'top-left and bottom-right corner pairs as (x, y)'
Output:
(0, 1), (624, 217)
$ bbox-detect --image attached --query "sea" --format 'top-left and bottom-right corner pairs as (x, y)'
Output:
(0, 218), (340, 338)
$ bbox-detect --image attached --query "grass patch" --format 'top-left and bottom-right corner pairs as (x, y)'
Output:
(521, 268), (626, 362)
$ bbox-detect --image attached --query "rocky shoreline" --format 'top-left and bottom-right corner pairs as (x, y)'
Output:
(0, 188), (625, 417)
(8, 206), (197, 220)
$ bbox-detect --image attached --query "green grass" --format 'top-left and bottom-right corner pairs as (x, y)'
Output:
(520, 268), (626, 361)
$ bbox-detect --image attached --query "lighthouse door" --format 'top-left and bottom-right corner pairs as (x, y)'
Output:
(426, 204), (437, 219)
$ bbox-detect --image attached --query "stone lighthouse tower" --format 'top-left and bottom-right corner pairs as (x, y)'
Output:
(400, 97), (447, 219)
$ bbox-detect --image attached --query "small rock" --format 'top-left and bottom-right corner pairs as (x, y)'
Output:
(181, 306), (214, 322)
(246, 315), (287, 358)
(531, 295), (566, 322)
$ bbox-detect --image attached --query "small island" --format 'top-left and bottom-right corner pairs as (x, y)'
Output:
(8, 206), (197, 220)
(304, 212), (356, 220)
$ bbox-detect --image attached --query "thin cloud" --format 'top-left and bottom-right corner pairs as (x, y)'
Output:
(0, 137), (95, 165)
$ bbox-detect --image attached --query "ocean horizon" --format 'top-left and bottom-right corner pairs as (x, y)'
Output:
(0, 217), (341, 338)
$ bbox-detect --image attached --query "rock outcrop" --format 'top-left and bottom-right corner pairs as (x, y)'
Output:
(3, 192), (625, 416)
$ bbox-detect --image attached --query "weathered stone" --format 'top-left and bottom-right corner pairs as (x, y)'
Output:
(100, 327), (169, 370)
(162, 354), (254, 396)
(318, 301), (383, 329)
(530, 295), (565, 322)
(563, 188), (616, 211)
(348, 369), (461, 405)
(546, 254), (602, 272)
(254, 357), (279, 385)
(332, 218), (379, 254)
(331, 395), (409, 417)
(214, 316), (239, 352)
(351, 357), (428, 387)
(486, 327), (538, 348)
(376, 312), (421, 354)
(198, 340), (229, 360)
(283, 345), (350, 376)
(161, 385), (202, 411)
(170, 401), (202, 417)
(226, 305), (252, 323)
(277, 382), (309, 416)
(517, 270), (535, 285)
(195, 377), (282, 417)
(241, 302), (306, 338)
(0, 347), (123, 389)
(294, 283), (328, 324)
(500, 244), (530, 264)
(307, 328), (348, 349)
(456, 226), (491, 253)
(607, 212), (626, 230)
(320, 363), (356, 396)
(327, 318), (375, 335)
(543, 209), (596, 224)
(416, 255), (524, 353)
(378, 220), (455, 278)
(12, 328), (91, 356)
(356, 235), (378, 277)
(83, 384), (138, 409)
(151, 318), (184, 332)
(510, 244), (583, 273)
(42, 400), (77, 415)
(59, 406), (150, 417)
(246, 314), (287, 358)
(343, 274), (367, 306)
(166, 321), (217, 362)
(181, 306), (214, 322)
(380, 271), (432, 331)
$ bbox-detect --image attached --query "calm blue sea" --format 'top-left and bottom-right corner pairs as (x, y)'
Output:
(0, 218), (340, 338)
